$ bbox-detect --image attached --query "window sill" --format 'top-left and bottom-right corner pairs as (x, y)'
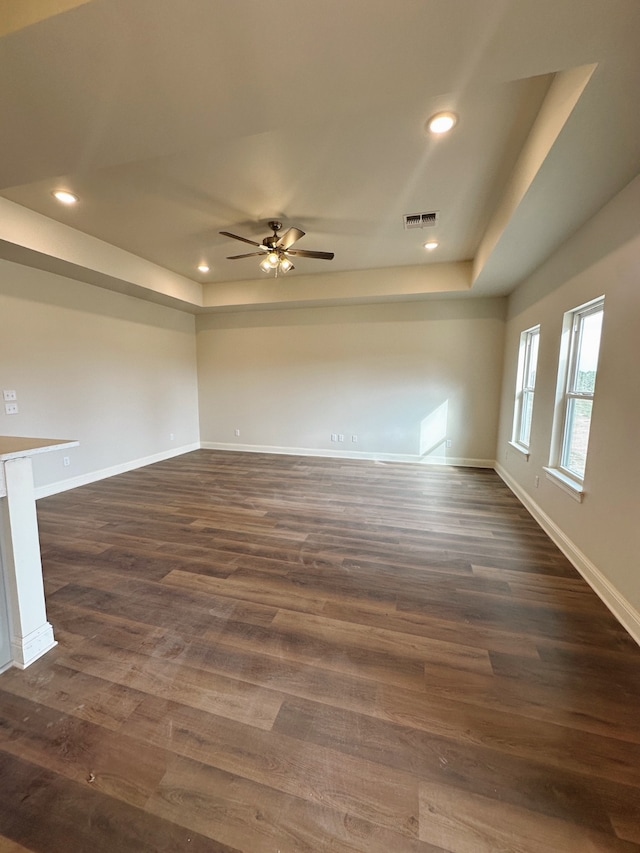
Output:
(508, 441), (530, 460)
(543, 467), (584, 502)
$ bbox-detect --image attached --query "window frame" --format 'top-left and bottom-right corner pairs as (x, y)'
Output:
(545, 296), (604, 497)
(511, 325), (540, 456)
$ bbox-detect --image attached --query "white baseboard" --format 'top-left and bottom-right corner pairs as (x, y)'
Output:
(495, 462), (640, 647)
(34, 443), (201, 499)
(201, 441), (494, 468)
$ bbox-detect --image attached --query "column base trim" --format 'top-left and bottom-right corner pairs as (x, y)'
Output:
(11, 622), (57, 669)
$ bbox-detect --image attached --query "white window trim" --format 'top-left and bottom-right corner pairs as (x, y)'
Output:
(508, 440), (530, 460)
(543, 466), (584, 502)
(511, 325), (540, 454)
(547, 296), (604, 495)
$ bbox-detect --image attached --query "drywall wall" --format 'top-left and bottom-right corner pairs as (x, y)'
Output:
(496, 175), (640, 638)
(196, 297), (506, 464)
(0, 259), (200, 492)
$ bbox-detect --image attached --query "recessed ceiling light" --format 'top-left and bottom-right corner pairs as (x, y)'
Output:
(426, 112), (458, 135)
(197, 263), (210, 273)
(424, 240), (439, 251)
(52, 190), (78, 205)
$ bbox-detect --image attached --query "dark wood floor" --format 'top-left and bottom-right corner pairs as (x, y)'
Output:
(1, 450), (639, 852)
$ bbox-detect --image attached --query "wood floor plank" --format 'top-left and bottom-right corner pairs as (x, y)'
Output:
(397, 588), (633, 649)
(370, 681), (640, 784)
(490, 650), (640, 706)
(146, 752), (446, 853)
(0, 837), (36, 853)
(0, 449), (637, 851)
(162, 566), (334, 614)
(321, 599), (542, 658)
(56, 640), (284, 730)
(45, 602), (386, 716)
(272, 696), (639, 837)
(46, 594), (635, 777)
(0, 660), (147, 732)
(0, 689), (166, 809)
(420, 659), (640, 741)
(418, 781), (639, 853)
(49, 578), (236, 633)
(125, 694), (422, 840)
(0, 751), (237, 853)
(271, 609), (494, 675)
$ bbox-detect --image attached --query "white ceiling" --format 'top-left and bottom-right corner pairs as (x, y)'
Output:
(1, 0), (639, 311)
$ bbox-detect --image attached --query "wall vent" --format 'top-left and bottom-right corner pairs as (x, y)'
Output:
(403, 211), (439, 229)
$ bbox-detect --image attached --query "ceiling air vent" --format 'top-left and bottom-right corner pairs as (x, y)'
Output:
(403, 211), (439, 230)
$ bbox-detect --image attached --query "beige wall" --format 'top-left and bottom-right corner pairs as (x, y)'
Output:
(196, 298), (506, 464)
(497, 175), (640, 629)
(0, 259), (200, 490)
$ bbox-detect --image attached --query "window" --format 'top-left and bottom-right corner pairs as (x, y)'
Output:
(511, 325), (540, 453)
(547, 297), (604, 493)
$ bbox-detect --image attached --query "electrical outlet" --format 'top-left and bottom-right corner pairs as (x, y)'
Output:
(351, 434), (358, 443)
(234, 429), (240, 437)
(4, 402), (18, 415)
(535, 475), (540, 488)
(338, 434), (344, 442)
(3, 390), (17, 401)
(63, 456), (70, 467)
(330, 433), (337, 442)
(446, 439), (452, 448)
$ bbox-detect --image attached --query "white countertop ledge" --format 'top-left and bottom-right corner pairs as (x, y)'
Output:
(0, 436), (79, 462)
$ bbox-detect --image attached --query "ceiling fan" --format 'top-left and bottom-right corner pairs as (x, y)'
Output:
(220, 220), (334, 275)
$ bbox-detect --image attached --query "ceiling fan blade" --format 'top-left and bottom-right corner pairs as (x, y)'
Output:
(219, 230), (263, 248)
(276, 227), (305, 250)
(227, 252), (264, 259)
(287, 249), (335, 260)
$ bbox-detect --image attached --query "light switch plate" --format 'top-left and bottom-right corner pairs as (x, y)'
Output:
(3, 390), (17, 401)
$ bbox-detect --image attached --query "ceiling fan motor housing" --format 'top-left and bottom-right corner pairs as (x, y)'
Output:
(262, 219), (282, 249)
(263, 221), (282, 248)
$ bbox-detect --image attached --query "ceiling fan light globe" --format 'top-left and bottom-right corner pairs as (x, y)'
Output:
(267, 251), (279, 267)
(280, 258), (293, 272)
(260, 258), (272, 273)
